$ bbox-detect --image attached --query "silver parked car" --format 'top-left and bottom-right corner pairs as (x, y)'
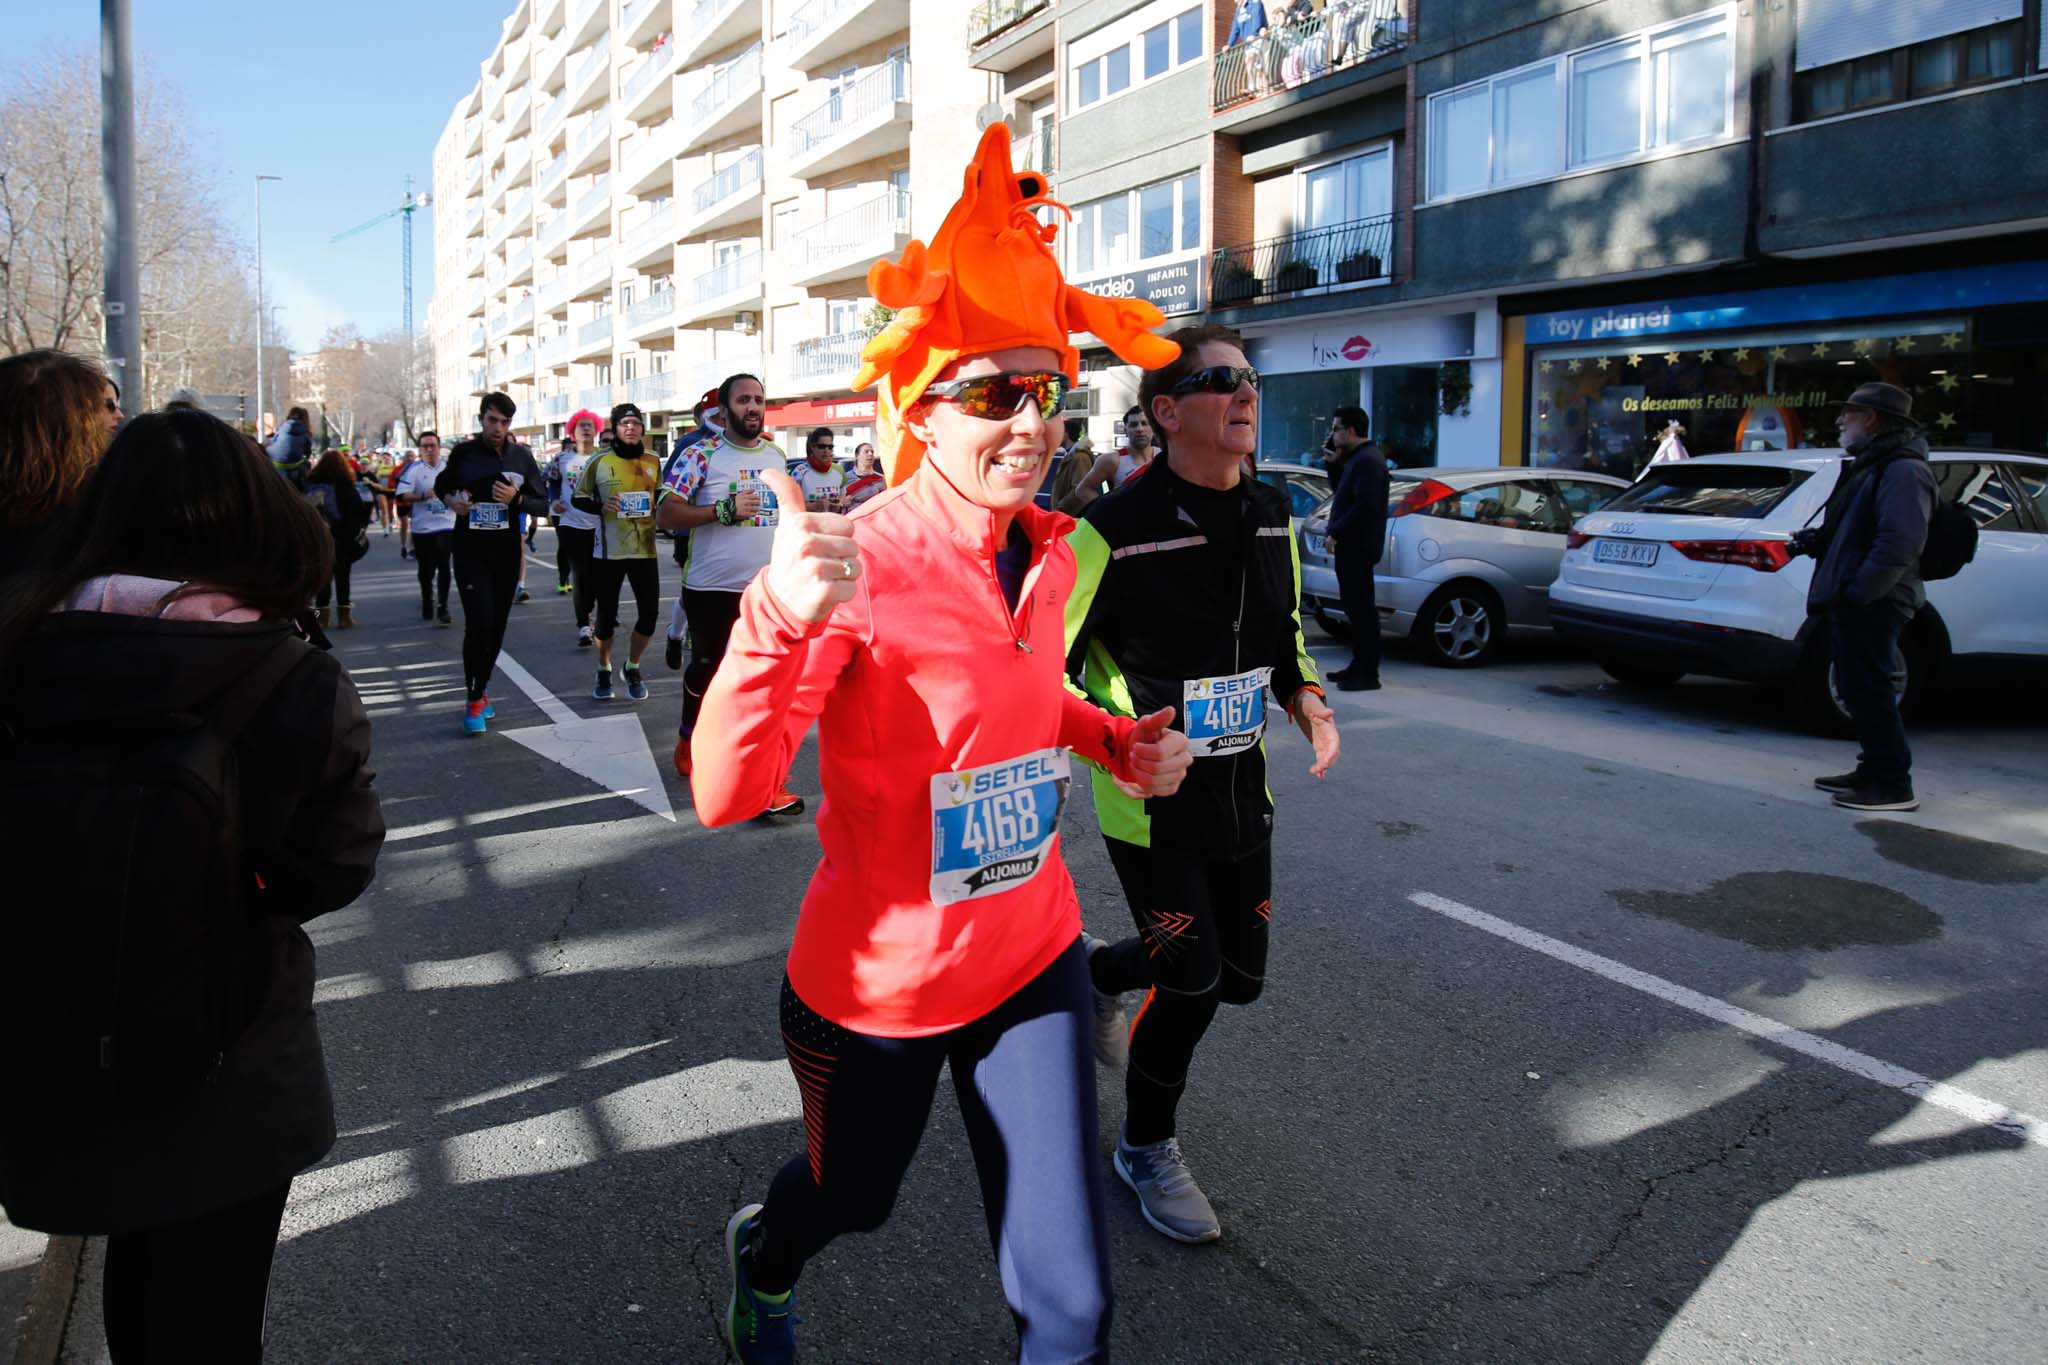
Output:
(1252, 461), (1333, 527)
(1299, 467), (1629, 666)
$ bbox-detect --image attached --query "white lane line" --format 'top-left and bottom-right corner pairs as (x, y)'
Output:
(494, 651), (577, 726)
(1408, 891), (2048, 1150)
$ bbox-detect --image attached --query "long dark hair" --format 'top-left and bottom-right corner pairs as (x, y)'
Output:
(0, 411), (333, 667)
(0, 349), (115, 531)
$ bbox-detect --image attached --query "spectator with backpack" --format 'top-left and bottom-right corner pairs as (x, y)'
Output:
(266, 406), (314, 487)
(1789, 383), (1941, 813)
(0, 349), (122, 580)
(0, 408), (384, 1362)
(306, 449), (372, 629)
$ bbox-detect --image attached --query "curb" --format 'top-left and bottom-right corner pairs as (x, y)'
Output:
(11, 1236), (81, 1365)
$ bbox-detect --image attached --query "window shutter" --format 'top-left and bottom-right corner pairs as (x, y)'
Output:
(1795, 0), (2022, 72)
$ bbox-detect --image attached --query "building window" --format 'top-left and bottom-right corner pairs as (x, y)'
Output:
(1795, 20), (2020, 121)
(1069, 171), (1201, 279)
(1070, 0), (1203, 112)
(1300, 146), (1393, 230)
(1427, 7), (1736, 201)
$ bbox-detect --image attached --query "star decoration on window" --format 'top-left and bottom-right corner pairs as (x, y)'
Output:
(1733, 348), (1752, 362)
(1937, 373), (1960, 392)
(1627, 353), (1643, 367)
(1940, 332), (1963, 350)
(1894, 335), (1916, 353)
(1697, 350), (1715, 362)
(1663, 351), (1681, 365)
(1935, 412), (1957, 430)
(1810, 342), (1831, 358)
(1567, 359), (1583, 373)
(1538, 360), (1554, 373)
(1853, 338), (1875, 356)
(1770, 346), (1789, 361)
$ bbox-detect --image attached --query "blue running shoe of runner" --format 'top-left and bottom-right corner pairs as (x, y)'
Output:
(592, 669), (614, 701)
(725, 1204), (798, 1364)
(481, 696), (495, 720)
(1115, 1126), (1222, 1244)
(625, 667), (648, 701)
(462, 699), (488, 735)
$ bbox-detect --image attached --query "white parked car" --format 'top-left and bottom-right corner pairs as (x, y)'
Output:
(1548, 450), (2048, 732)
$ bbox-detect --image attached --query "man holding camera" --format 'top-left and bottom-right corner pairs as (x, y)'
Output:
(1789, 382), (1937, 813)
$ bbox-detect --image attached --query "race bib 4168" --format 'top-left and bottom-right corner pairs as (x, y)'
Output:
(929, 748), (1071, 905)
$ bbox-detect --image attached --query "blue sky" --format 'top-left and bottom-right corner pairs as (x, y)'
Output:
(11, 0), (515, 352)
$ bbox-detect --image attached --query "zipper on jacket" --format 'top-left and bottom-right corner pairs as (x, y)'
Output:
(1227, 499), (1252, 846)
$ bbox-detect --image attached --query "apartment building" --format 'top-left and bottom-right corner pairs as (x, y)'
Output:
(1010, 0), (2048, 474)
(427, 0), (996, 454)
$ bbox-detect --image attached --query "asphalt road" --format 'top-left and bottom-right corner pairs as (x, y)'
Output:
(63, 529), (2048, 1362)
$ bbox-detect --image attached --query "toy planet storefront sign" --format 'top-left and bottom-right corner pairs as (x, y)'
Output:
(1070, 260), (1204, 317)
(1519, 262), (2048, 477)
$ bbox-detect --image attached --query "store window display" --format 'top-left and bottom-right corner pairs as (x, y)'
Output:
(1527, 319), (2046, 477)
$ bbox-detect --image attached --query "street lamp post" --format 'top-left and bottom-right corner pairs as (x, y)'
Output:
(254, 174), (283, 434)
(101, 0), (141, 415)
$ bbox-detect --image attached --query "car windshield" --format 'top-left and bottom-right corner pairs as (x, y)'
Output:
(1601, 464), (1813, 519)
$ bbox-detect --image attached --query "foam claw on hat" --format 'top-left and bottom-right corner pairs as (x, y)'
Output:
(854, 123), (1180, 486)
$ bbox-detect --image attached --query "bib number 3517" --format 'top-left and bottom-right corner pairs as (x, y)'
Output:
(929, 748), (1071, 905)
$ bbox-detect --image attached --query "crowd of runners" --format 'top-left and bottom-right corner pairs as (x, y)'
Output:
(0, 126), (1348, 1364)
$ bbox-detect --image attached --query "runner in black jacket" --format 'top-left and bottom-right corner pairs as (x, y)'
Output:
(435, 392), (548, 733)
(1064, 323), (1340, 1245)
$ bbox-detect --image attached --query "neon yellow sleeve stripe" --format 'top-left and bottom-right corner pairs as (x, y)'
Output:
(1288, 531), (1318, 691)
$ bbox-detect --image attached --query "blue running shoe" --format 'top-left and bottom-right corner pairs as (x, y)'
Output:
(625, 667), (647, 701)
(725, 1204), (797, 1364)
(481, 695), (495, 720)
(462, 699), (488, 735)
(592, 669), (614, 701)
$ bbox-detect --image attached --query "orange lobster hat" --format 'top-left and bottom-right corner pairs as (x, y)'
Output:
(853, 123), (1182, 486)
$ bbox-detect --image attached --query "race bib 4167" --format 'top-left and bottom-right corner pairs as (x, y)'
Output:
(1183, 667), (1272, 758)
(929, 748), (1071, 905)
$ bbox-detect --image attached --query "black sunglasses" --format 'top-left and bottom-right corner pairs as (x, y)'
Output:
(1169, 364), (1261, 396)
(923, 370), (1071, 421)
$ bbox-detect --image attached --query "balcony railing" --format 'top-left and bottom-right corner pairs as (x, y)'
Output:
(1208, 213), (1394, 307)
(575, 176), (611, 224)
(628, 287), (676, 329)
(627, 370), (676, 406)
(569, 43), (608, 100)
(627, 199), (677, 254)
(693, 250), (762, 304)
(621, 0), (660, 33)
(789, 190), (909, 273)
(470, 367), (489, 392)
(692, 147), (763, 215)
(541, 393), (571, 420)
(537, 151), (569, 195)
(468, 325), (487, 351)
(622, 40), (679, 107)
(783, 0), (865, 51)
(969, 0), (1048, 46)
(574, 104), (611, 158)
(578, 314), (615, 348)
(510, 296), (537, 328)
(540, 334), (572, 367)
(788, 328), (877, 383)
(791, 58), (908, 156)
(691, 44), (762, 123)
(576, 383), (614, 411)
(1213, 0), (1409, 114)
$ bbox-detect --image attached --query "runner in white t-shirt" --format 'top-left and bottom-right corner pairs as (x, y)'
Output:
(397, 432), (454, 623)
(653, 372), (802, 817)
(792, 427), (849, 511)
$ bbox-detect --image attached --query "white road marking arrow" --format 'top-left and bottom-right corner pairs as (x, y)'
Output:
(492, 652), (676, 823)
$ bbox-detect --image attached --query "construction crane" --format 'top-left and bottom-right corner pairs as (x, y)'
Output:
(330, 175), (433, 339)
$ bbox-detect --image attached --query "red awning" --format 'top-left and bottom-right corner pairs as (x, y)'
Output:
(765, 396), (877, 428)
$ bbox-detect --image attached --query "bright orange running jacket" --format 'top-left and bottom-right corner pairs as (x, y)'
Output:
(691, 460), (1143, 1036)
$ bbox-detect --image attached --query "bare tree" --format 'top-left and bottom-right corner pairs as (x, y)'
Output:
(361, 329), (436, 446)
(0, 52), (275, 416)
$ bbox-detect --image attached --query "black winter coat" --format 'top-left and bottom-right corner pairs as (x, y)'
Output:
(1806, 430), (1937, 616)
(1325, 442), (1389, 565)
(0, 613), (384, 1235)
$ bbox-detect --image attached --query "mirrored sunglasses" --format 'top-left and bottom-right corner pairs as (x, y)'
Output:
(923, 370), (1071, 421)
(1169, 364), (1261, 396)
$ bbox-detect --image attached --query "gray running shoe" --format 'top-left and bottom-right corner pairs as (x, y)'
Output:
(1081, 935), (1127, 1069)
(1114, 1128), (1222, 1244)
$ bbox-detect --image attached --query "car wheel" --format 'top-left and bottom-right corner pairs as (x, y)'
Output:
(1413, 583), (1502, 668)
(1792, 626), (1929, 738)
(1598, 657), (1686, 688)
(1312, 605), (1354, 641)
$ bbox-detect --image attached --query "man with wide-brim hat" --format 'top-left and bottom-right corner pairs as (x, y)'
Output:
(1790, 380), (1938, 812)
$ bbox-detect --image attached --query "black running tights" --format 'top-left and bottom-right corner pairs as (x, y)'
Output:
(454, 540), (521, 701)
(1092, 838), (1272, 1145)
